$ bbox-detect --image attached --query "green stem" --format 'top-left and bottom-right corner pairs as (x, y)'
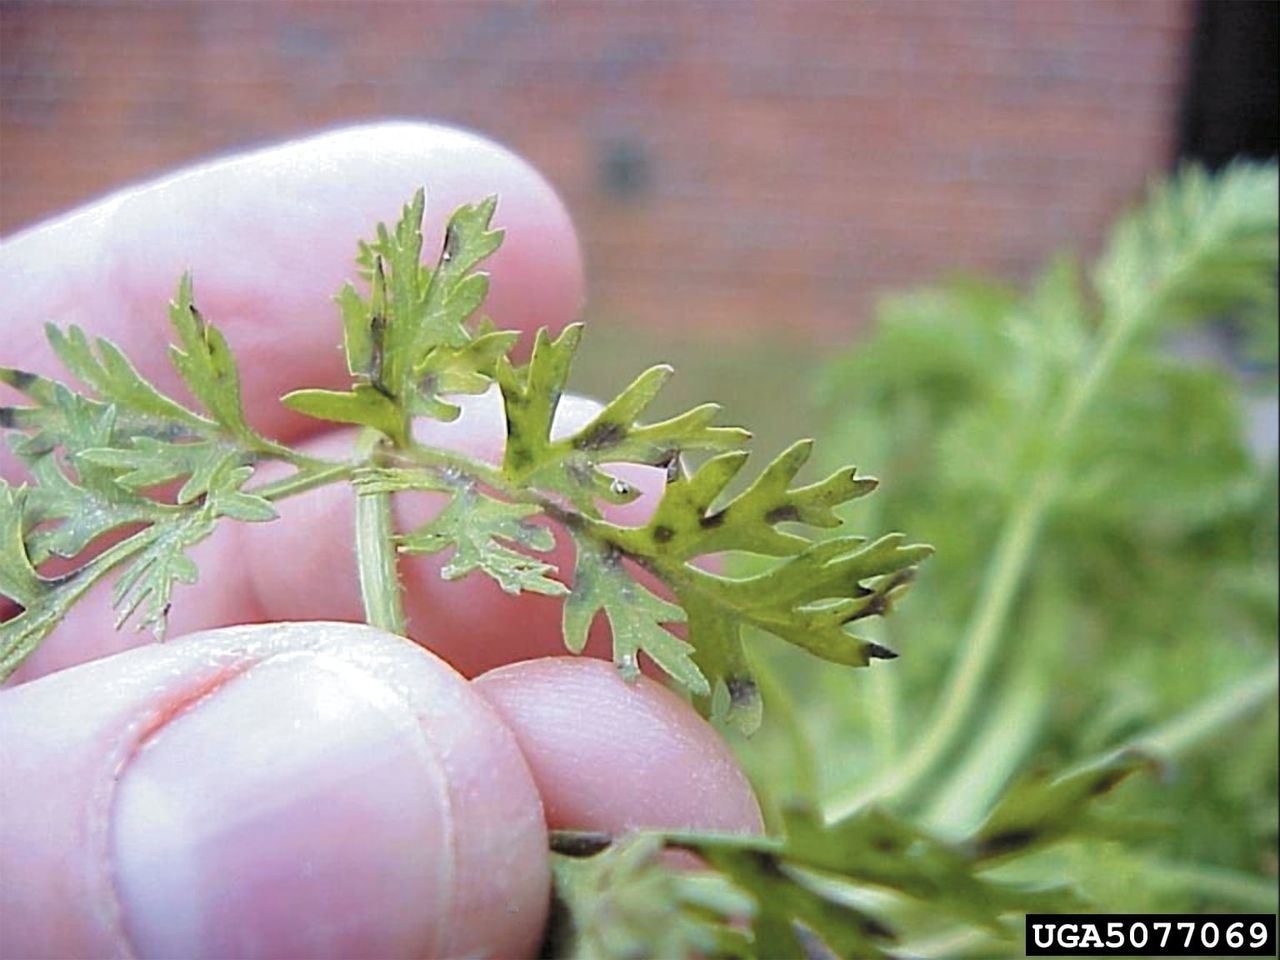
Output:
(1, 524), (161, 679)
(1087, 659), (1278, 769)
(354, 432), (406, 635)
(252, 462), (353, 501)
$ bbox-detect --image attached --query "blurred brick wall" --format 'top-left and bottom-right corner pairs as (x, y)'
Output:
(0, 1), (1192, 340)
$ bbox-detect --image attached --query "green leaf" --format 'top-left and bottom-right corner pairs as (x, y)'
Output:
(0, 481), (46, 608)
(498, 324), (749, 514)
(412, 328), (519, 421)
(778, 805), (1076, 931)
(563, 530), (707, 693)
(498, 324), (584, 480)
(80, 439), (240, 503)
(167, 274), (274, 450)
(698, 843), (898, 960)
(111, 511), (217, 633)
(324, 191), (507, 440)
(397, 484), (566, 596)
(547, 834), (753, 960)
(7, 395), (172, 565)
(565, 364), (751, 469)
(281, 385), (407, 447)
(585, 442), (929, 730)
(417, 196), (503, 354)
(203, 463), (277, 523)
(23, 454), (165, 564)
(972, 752), (1148, 862)
(45, 323), (210, 433)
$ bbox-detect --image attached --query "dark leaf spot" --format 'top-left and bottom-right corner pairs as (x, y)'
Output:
(573, 420), (625, 451)
(652, 524), (674, 543)
(0, 407), (17, 428)
(976, 827), (1038, 857)
(765, 504), (800, 524)
(863, 641), (899, 660)
(749, 850), (785, 877)
(550, 831), (614, 857)
(844, 593), (887, 623)
(699, 510), (726, 529)
(860, 916), (897, 941)
(659, 450), (681, 483)
(726, 675), (757, 707)
(4, 369), (37, 391)
(1088, 768), (1133, 797)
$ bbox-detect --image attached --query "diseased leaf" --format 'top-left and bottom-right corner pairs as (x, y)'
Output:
(565, 364), (750, 469)
(398, 484), (565, 597)
(498, 324), (584, 481)
(972, 752), (1149, 862)
(498, 324), (749, 515)
(547, 834), (753, 960)
(316, 191), (508, 442)
(45, 323), (211, 433)
(281, 385), (407, 446)
(563, 530), (707, 693)
(111, 511), (217, 633)
(416, 196), (503, 354)
(412, 328), (519, 421)
(583, 443), (929, 731)
(167, 274), (275, 451)
(80, 439), (240, 504)
(0, 481), (45, 608)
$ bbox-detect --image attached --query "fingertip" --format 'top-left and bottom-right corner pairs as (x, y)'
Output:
(474, 657), (763, 836)
(1, 623), (549, 959)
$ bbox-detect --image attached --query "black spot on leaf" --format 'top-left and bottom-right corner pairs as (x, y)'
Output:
(573, 420), (626, 451)
(726, 675), (757, 707)
(765, 504), (800, 524)
(3, 369), (37, 391)
(976, 828), (1038, 858)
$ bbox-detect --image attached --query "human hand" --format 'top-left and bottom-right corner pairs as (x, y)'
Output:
(0, 124), (761, 959)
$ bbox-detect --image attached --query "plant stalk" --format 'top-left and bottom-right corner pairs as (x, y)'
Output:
(253, 462), (353, 501)
(355, 431), (407, 635)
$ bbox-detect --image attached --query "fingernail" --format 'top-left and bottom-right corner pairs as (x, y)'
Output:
(111, 653), (453, 959)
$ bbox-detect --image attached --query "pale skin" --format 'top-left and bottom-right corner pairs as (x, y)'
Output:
(0, 124), (761, 959)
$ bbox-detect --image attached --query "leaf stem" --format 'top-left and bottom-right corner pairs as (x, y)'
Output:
(252, 462), (353, 501)
(354, 431), (406, 635)
(1084, 659), (1278, 770)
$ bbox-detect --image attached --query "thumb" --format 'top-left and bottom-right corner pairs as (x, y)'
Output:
(0, 623), (548, 959)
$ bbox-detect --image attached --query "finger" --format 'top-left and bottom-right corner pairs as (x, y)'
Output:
(10, 390), (668, 684)
(0, 622), (548, 960)
(475, 658), (763, 834)
(0, 121), (584, 445)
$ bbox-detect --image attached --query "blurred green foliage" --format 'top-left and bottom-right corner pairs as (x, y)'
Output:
(729, 164), (1278, 951)
(548, 164), (1278, 958)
